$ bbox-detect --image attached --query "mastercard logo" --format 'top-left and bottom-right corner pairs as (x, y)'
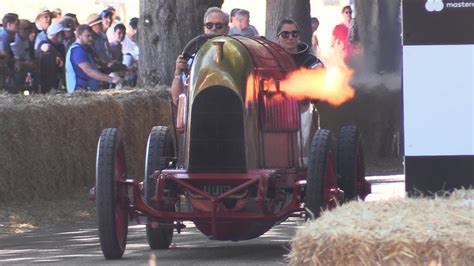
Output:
(425, 0), (445, 12)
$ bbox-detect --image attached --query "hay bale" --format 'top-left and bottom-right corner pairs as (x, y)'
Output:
(0, 88), (172, 203)
(289, 189), (474, 265)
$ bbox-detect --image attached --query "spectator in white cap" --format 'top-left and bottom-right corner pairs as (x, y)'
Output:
(34, 7), (52, 50)
(36, 23), (69, 93)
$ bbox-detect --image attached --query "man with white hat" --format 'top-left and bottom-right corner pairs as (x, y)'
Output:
(34, 7), (52, 50)
(36, 23), (68, 93)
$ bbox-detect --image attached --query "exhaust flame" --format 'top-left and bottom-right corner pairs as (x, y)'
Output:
(246, 58), (356, 107)
(279, 63), (355, 106)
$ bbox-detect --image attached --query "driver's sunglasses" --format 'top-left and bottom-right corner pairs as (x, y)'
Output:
(278, 30), (299, 39)
(205, 22), (224, 30)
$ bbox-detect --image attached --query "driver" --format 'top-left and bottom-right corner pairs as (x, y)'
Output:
(170, 7), (229, 105)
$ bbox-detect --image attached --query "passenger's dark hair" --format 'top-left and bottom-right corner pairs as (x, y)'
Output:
(341, 5), (352, 14)
(114, 23), (126, 32)
(2, 13), (18, 26)
(76, 24), (93, 36)
(276, 18), (298, 35)
(311, 17), (319, 26)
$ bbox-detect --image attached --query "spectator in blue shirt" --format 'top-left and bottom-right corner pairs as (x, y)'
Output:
(0, 13), (19, 92)
(65, 24), (121, 92)
(0, 13), (19, 61)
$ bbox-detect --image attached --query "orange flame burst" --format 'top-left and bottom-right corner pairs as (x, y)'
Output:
(246, 57), (356, 107)
(279, 63), (355, 106)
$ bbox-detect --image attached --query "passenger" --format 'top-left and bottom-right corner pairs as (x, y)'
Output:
(276, 18), (324, 163)
(276, 18), (323, 69)
(170, 7), (229, 105)
(228, 9), (259, 37)
(65, 24), (121, 93)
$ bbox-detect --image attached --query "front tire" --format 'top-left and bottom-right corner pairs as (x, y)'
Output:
(144, 126), (175, 249)
(96, 128), (128, 259)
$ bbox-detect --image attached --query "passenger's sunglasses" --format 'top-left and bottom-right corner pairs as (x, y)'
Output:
(344, 11), (352, 14)
(278, 30), (299, 39)
(205, 22), (224, 30)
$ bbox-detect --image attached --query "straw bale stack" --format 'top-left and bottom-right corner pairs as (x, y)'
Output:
(289, 189), (474, 265)
(0, 88), (172, 203)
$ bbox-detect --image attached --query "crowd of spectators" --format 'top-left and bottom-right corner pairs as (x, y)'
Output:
(0, 5), (359, 94)
(0, 6), (139, 94)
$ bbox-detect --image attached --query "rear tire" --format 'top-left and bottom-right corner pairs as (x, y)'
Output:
(306, 129), (336, 219)
(144, 126), (175, 249)
(336, 125), (365, 201)
(96, 128), (128, 259)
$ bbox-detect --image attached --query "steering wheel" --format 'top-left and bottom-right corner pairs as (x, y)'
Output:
(181, 34), (221, 60)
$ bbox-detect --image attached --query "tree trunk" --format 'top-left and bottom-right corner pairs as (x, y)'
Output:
(355, 0), (401, 73)
(265, 0), (312, 45)
(139, 0), (223, 87)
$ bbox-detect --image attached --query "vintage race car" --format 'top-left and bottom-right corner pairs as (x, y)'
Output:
(93, 35), (371, 259)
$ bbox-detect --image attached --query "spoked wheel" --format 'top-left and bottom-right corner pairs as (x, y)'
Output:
(306, 129), (339, 219)
(337, 125), (367, 201)
(144, 126), (175, 249)
(96, 128), (128, 259)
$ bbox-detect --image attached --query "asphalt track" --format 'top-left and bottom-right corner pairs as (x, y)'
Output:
(0, 175), (404, 265)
